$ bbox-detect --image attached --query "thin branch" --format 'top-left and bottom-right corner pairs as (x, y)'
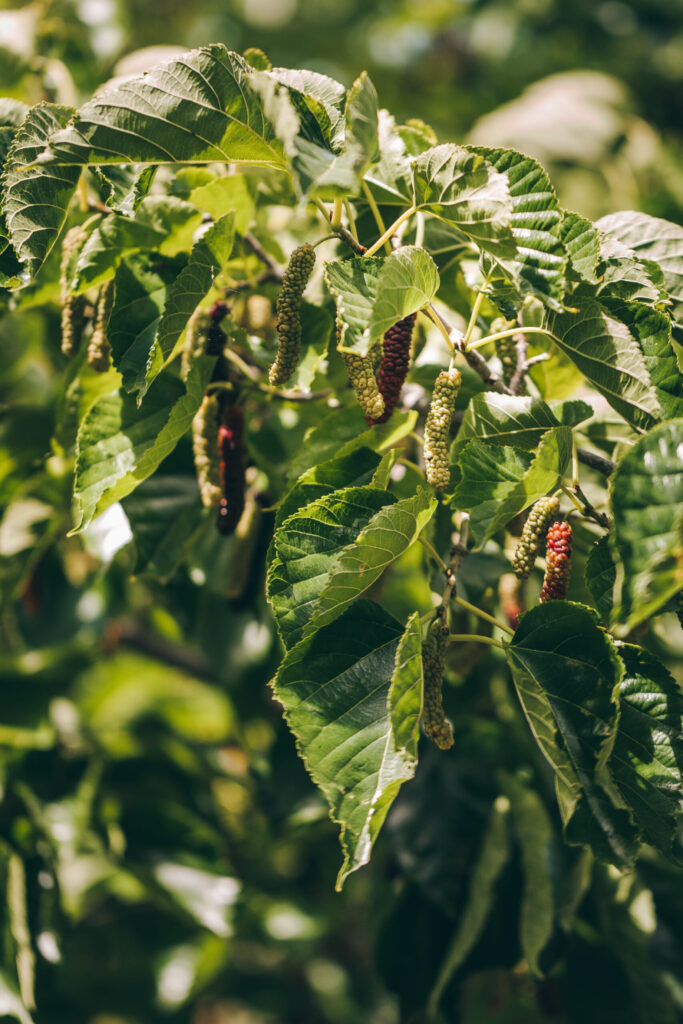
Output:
(361, 180), (391, 255)
(243, 232), (284, 281)
(448, 633), (505, 650)
(114, 620), (215, 682)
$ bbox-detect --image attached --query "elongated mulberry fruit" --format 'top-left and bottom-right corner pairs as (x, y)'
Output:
(269, 244), (315, 387)
(367, 313), (416, 425)
(217, 405), (246, 535)
(512, 496), (559, 579)
(343, 350), (385, 421)
(540, 520), (572, 601)
(192, 393), (222, 508)
(494, 334), (517, 387)
(424, 368), (461, 490)
(60, 225), (88, 358)
(182, 302), (229, 378)
(87, 280), (114, 372)
(422, 620), (454, 750)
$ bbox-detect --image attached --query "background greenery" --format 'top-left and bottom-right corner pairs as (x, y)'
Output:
(1, 1), (682, 1022)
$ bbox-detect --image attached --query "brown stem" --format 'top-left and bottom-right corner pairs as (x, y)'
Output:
(243, 232), (284, 282)
(573, 483), (611, 529)
(576, 448), (615, 477)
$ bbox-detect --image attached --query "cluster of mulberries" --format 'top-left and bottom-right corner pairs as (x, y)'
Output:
(86, 280), (114, 373)
(269, 244), (316, 387)
(366, 313), (416, 425)
(192, 393), (223, 508)
(512, 496), (559, 579)
(60, 225), (88, 358)
(422, 620), (454, 750)
(424, 368), (461, 490)
(540, 520), (573, 601)
(182, 302), (229, 378)
(343, 350), (385, 421)
(217, 405), (246, 536)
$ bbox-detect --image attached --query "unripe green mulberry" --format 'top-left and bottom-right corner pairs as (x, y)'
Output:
(511, 496), (559, 579)
(181, 302), (229, 379)
(192, 393), (222, 508)
(494, 334), (517, 387)
(60, 225), (88, 358)
(87, 280), (114, 372)
(424, 368), (461, 490)
(367, 313), (416, 425)
(540, 520), (572, 601)
(343, 350), (385, 421)
(269, 244), (316, 387)
(422, 620), (454, 750)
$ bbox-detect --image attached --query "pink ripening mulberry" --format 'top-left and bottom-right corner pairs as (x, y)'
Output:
(216, 405), (246, 536)
(540, 520), (572, 601)
(366, 313), (416, 425)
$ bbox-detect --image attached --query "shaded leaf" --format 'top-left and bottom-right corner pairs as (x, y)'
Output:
(585, 535), (616, 623)
(72, 356), (215, 531)
(609, 419), (683, 634)
(273, 601), (422, 888)
(506, 602), (638, 865)
(611, 644), (683, 854)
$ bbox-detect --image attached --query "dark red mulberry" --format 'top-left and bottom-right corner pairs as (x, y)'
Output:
(540, 520), (573, 601)
(216, 405), (246, 536)
(366, 313), (416, 425)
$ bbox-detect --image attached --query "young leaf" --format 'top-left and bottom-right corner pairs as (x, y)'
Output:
(411, 144), (515, 257)
(2, 103), (80, 275)
(325, 247), (438, 357)
(609, 419), (683, 635)
(550, 298), (661, 431)
(611, 644), (683, 854)
(452, 425), (572, 544)
(429, 796), (511, 1012)
(39, 45), (286, 170)
(506, 602), (638, 866)
(72, 356), (215, 531)
(268, 485), (436, 648)
(501, 773), (555, 976)
(470, 147), (567, 307)
(270, 67), (346, 147)
(585, 535), (616, 623)
(272, 602), (422, 889)
(343, 71), (380, 173)
(560, 211), (600, 284)
(144, 212), (235, 392)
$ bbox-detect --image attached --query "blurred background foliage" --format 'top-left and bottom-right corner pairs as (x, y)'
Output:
(1, 1), (683, 1022)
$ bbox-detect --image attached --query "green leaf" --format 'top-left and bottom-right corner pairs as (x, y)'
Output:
(585, 535), (615, 623)
(411, 144), (515, 257)
(72, 356), (215, 531)
(452, 425), (572, 544)
(72, 197), (202, 292)
(268, 484), (436, 648)
(270, 67), (345, 147)
(273, 601), (422, 889)
(344, 71), (379, 172)
(144, 212), (235, 392)
(2, 103), (80, 275)
(121, 473), (202, 580)
(92, 163), (157, 216)
(451, 393), (562, 459)
(324, 247), (438, 357)
(611, 644), (683, 854)
(429, 796), (511, 1012)
(506, 602), (638, 866)
(595, 236), (662, 305)
(188, 175), (255, 235)
(597, 210), (683, 342)
(560, 211), (600, 284)
(609, 419), (683, 634)
(273, 446), (383, 537)
(107, 253), (185, 394)
(550, 298), (661, 431)
(470, 147), (566, 306)
(39, 45), (286, 170)
(599, 299), (683, 421)
(502, 774), (555, 976)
